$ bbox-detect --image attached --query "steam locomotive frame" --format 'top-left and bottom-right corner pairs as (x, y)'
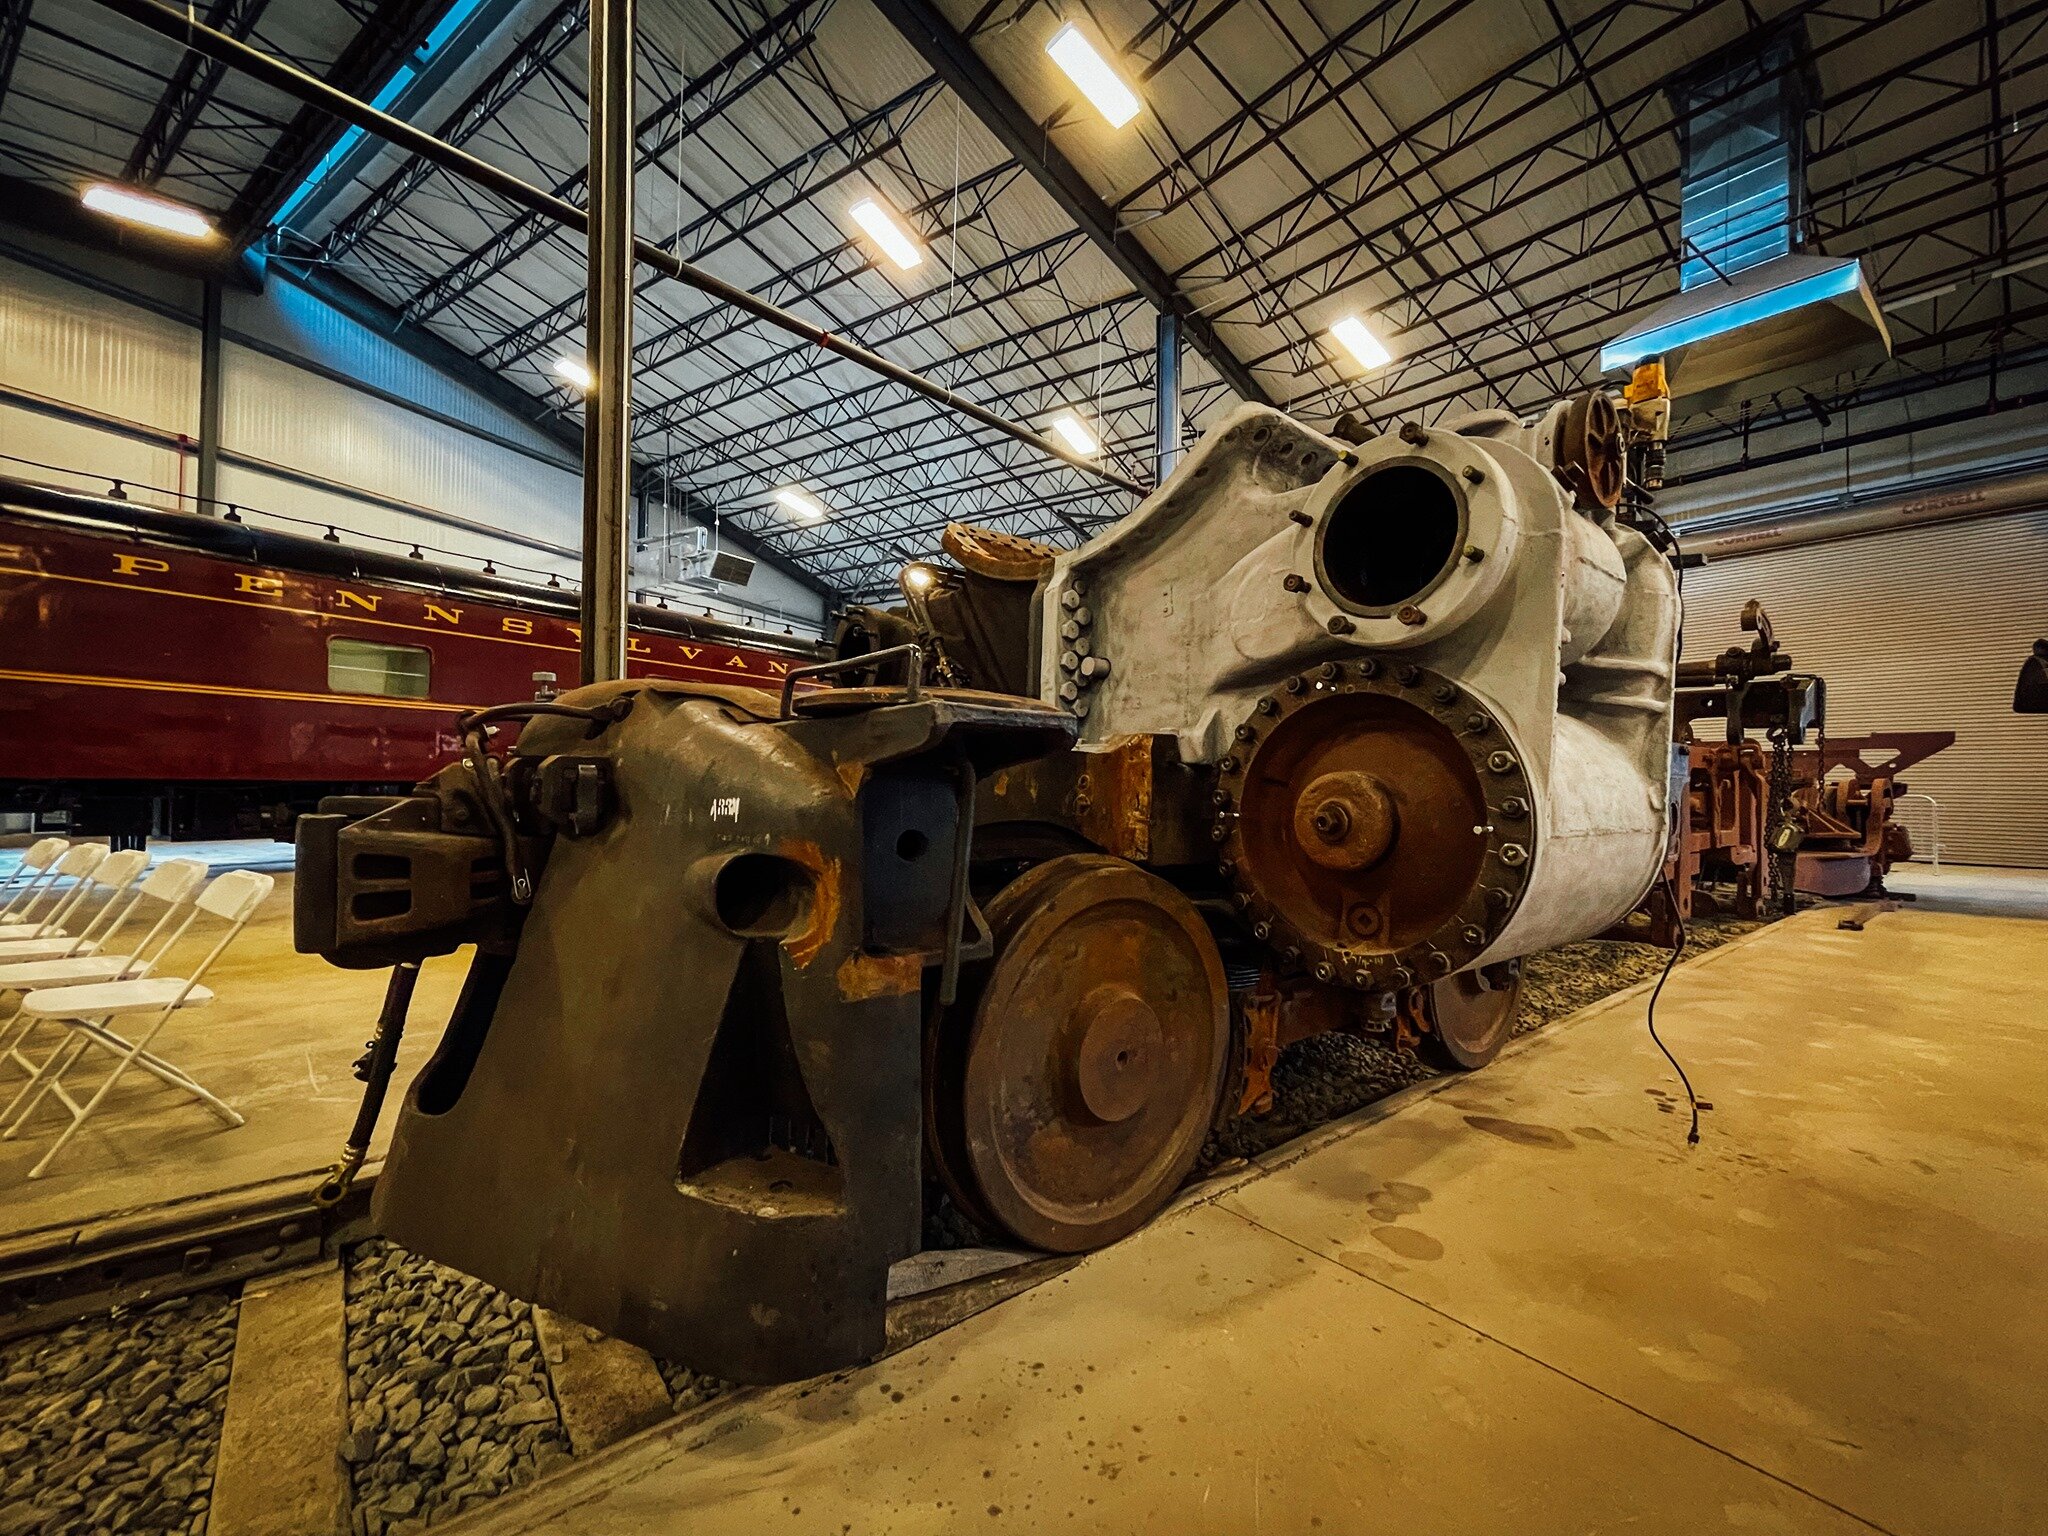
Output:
(0, 475), (823, 845)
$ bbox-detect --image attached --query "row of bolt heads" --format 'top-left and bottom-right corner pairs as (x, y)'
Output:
(1056, 584), (1106, 710)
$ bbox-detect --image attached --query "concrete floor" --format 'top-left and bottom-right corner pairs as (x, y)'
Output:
(0, 867), (462, 1234)
(450, 901), (2048, 1536)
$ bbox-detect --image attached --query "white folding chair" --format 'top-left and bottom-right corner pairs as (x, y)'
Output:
(3, 868), (275, 1179)
(0, 838), (68, 926)
(0, 843), (108, 938)
(0, 858), (209, 1078)
(0, 848), (150, 963)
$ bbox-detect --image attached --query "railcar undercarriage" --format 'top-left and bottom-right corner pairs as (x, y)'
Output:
(296, 390), (1681, 1386)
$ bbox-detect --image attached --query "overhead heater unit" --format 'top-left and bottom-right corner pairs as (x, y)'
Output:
(1602, 29), (1890, 410)
(655, 527), (756, 590)
(1601, 253), (1891, 412)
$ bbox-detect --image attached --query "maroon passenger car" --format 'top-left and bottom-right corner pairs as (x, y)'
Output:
(0, 475), (825, 844)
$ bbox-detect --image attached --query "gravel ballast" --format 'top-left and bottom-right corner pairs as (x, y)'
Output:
(342, 1241), (572, 1535)
(0, 1292), (237, 1536)
(1201, 912), (1761, 1167)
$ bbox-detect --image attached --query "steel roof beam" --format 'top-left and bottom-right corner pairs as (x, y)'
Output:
(122, 0), (274, 185)
(226, 0), (444, 245)
(869, 0), (1274, 407)
(316, 0), (587, 266)
(0, 0), (35, 115)
(479, 74), (944, 372)
(397, 0), (830, 327)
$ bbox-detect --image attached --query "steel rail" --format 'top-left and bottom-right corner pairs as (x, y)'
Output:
(84, 0), (1152, 499)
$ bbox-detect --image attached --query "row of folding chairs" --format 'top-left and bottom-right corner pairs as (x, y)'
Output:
(0, 839), (273, 1179)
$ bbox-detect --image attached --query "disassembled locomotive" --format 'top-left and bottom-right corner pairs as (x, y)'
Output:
(297, 389), (1681, 1384)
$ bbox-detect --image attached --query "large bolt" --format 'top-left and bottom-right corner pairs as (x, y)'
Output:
(1074, 606), (1092, 625)
(1312, 802), (1351, 841)
(1464, 711), (1490, 734)
(1060, 650), (1080, 672)
(1061, 589), (1081, 610)
(1463, 544), (1486, 563)
(1079, 656), (1112, 680)
(1328, 615), (1356, 636)
(1398, 421), (1427, 446)
(1059, 680), (1079, 702)
(1502, 796), (1528, 819)
(1356, 658), (1380, 679)
(1061, 619), (1081, 641)
(1432, 683), (1456, 703)
(1283, 573), (1310, 593)
(1256, 697), (1279, 715)
(1394, 663), (1420, 685)
(1318, 661), (1341, 681)
(1487, 750), (1518, 775)
(1284, 676), (1306, 695)
(1397, 604), (1427, 627)
(1235, 723), (1257, 742)
(1289, 509), (1313, 527)
(1461, 465), (1484, 484)
(1219, 754), (1239, 773)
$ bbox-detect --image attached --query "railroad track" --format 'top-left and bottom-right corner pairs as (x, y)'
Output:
(0, 1166), (1069, 1536)
(0, 1165), (375, 1345)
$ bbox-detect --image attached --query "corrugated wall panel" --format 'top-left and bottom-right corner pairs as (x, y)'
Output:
(0, 255), (198, 440)
(222, 341), (586, 553)
(1680, 511), (2048, 867)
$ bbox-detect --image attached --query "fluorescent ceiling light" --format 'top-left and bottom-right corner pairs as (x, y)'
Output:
(1599, 261), (1866, 373)
(1046, 23), (1141, 128)
(552, 355), (594, 391)
(80, 183), (216, 240)
(775, 485), (828, 522)
(849, 198), (924, 271)
(1330, 314), (1391, 372)
(1050, 409), (1101, 456)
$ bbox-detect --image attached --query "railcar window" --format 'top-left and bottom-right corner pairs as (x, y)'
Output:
(328, 637), (432, 699)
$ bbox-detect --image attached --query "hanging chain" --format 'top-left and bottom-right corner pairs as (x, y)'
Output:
(1765, 728), (1799, 917)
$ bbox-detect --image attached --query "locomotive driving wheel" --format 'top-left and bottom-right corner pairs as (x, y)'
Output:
(935, 854), (1230, 1253)
(1409, 966), (1524, 1071)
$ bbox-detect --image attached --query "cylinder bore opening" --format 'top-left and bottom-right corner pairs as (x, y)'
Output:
(1319, 462), (1464, 611)
(713, 853), (814, 937)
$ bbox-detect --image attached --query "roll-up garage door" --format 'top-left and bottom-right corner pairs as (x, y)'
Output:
(1676, 508), (2048, 868)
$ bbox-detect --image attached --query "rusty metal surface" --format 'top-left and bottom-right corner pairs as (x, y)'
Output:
(941, 523), (1059, 583)
(948, 855), (1229, 1253)
(977, 734), (1214, 867)
(1216, 662), (1532, 992)
(1413, 967), (1524, 1071)
(1555, 390), (1626, 510)
(363, 685), (1073, 1386)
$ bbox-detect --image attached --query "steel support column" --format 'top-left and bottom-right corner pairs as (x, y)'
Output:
(1155, 311), (1181, 482)
(580, 0), (633, 684)
(197, 279), (224, 511)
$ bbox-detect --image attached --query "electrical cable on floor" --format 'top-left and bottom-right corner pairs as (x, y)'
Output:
(1646, 870), (1706, 1145)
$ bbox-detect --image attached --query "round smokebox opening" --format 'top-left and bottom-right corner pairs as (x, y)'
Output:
(1317, 461), (1465, 613)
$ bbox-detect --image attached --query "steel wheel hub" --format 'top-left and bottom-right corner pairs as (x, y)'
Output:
(947, 854), (1229, 1253)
